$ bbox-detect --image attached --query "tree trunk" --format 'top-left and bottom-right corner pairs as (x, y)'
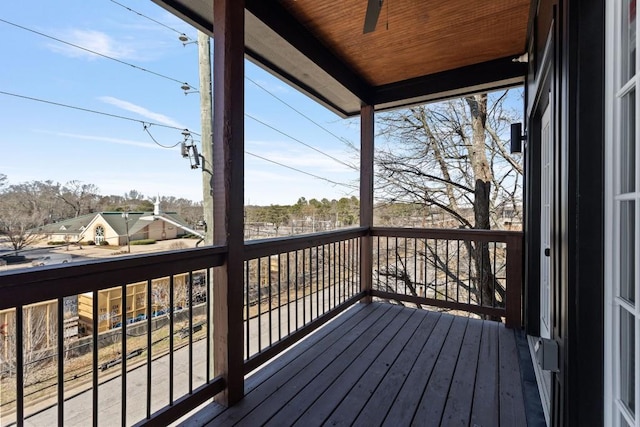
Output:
(465, 95), (500, 316)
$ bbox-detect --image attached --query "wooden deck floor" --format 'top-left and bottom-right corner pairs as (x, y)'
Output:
(180, 302), (534, 427)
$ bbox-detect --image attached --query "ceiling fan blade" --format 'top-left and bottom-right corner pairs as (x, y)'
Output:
(363, 0), (383, 34)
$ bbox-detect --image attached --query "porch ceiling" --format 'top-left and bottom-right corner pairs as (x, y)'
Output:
(152, 0), (529, 117)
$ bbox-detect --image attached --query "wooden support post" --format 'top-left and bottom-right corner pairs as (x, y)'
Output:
(505, 234), (524, 328)
(360, 104), (374, 303)
(213, 0), (245, 406)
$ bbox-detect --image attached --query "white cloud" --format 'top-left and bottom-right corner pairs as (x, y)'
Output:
(37, 130), (164, 150)
(99, 96), (186, 129)
(46, 29), (140, 61)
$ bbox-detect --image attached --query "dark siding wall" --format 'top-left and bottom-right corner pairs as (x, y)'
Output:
(525, 0), (605, 425)
(561, 0), (605, 425)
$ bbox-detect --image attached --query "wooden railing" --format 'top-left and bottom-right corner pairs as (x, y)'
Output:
(0, 226), (522, 425)
(371, 227), (523, 328)
(242, 227), (367, 373)
(0, 247), (226, 427)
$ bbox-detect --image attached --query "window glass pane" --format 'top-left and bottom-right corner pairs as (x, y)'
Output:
(620, 308), (636, 415)
(623, 0), (637, 82)
(620, 201), (636, 303)
(620, 413), (632, 427)
(621, 90), (636, 194)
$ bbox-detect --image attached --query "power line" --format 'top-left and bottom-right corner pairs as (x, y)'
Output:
(245, 151), (358, 190)
(245, 76), (357, 150)
(0, 18), (197, 91)
(108, 0), (184, 35)
(143, 125), (182, 148)
(245, 112), (357, 171)
(0, 90), (350, 186)
(0, 90), (199, 136)
(102, 1), (357, 158)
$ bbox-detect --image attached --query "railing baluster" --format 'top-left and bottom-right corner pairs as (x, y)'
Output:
(92, 291), (98, 427)
(328, 243), (332, 311)
(315, 246), (319, 318)
(188, 271), (193, 393)
(445, 239), (449, 301)
(245, 262), (250, 359)
(207, 268), (212, 380)
(302, 250), (306, 325)
(268, 257), (272, 347)
(146, 279), (152, 420)
(340, 240), (344, 303)
(257, 258), (262, 352)
(169, 275), (174, 405)
(287, 252), (291, 336)
(434, 239), (438, 301)
(57, 297), (64, 425)
(278, 253), (282, 342)
(308, 247), (313, 322)
(456, 240), (461, 304)
(493, 242), (497, 308)
(16, 305), (24, 427)
(322, 245), (326, 314)
(121, 284), (127, 427)
(423, 238), (428, 298)
(296, 250), (300, 330)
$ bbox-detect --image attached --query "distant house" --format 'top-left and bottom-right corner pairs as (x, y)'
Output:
(39, 211), (191, 246)
(38, 198), (196, 246)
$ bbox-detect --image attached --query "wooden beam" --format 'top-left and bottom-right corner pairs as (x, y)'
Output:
(373, 56), (526, 109)
(213, 0), (245, 406)
(360, 104), (374, 303)
(245, 0), (372, 104)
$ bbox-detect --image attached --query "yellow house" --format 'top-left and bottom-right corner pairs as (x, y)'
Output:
(0, 300), (58, 366)
(77, 272), (203, 334)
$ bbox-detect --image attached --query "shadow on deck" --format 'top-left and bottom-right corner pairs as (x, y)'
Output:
(180, 302), (543, 426)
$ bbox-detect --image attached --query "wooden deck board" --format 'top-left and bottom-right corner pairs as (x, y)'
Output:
(378, 313), (454, 426)
(202, 303), (391, 426)
(291, 309), (426, 426)
(325, 310), (439, 426)
(233, 304), (401, 425)
(412, 315), (469, 426)
(470, 320), (500, 427)
(268, 307), (415, 425)
(498, 322), (527, 426)
(190, 303), (531, 427)
(439, 317), (483, 426)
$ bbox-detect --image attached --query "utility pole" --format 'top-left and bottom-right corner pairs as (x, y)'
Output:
(198, 31), (214, 246)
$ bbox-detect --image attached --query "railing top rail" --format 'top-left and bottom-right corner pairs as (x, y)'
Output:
(243, 227), (368, 260)
(371, 226), (523, 242)
(0, 245), (227, 310)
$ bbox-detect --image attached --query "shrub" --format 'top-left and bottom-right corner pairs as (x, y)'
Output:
(87, 240), (95, 245)
(169, 241), (187, 250)
(100, 241), (109, 246)
(130, 239), (156, 245)
(47, 241), (67, 246)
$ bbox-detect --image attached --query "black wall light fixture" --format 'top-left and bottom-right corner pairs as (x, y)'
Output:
(510, 123), (526, 153)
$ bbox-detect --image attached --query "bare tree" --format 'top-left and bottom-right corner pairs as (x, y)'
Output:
(374, 90), (523, 314)
(58, 180), (101, 217)
(0, 184), (50, 252)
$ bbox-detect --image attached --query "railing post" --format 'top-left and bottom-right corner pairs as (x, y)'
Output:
(212, 0), (245, 406)
(505, 234), (524, 328)
(360, 104), (374, 302)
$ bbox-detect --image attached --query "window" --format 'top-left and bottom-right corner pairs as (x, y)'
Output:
(607, 0), (640, 425)
(94, 225), (105, 244)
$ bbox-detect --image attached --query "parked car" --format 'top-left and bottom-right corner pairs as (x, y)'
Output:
(31, 254), (72, 266)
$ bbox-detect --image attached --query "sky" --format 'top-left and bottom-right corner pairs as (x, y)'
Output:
(0, 0), (361, 206)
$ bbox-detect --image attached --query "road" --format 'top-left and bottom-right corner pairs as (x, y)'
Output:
(4, 286), (354, 426)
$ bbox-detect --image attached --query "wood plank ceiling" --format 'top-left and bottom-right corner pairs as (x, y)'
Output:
(152, 0), (530, 116)
(278, 0), (530, 87)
